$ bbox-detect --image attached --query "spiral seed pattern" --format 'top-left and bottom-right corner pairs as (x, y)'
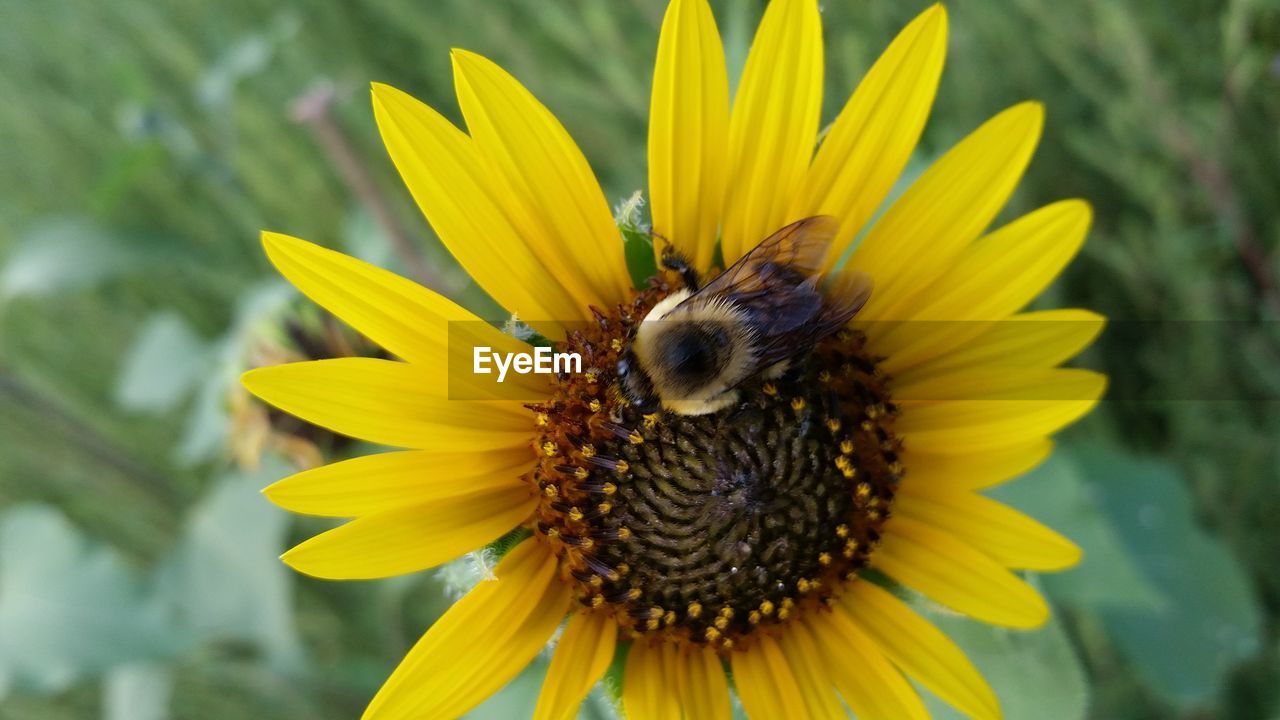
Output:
(526, 281), (901, 651)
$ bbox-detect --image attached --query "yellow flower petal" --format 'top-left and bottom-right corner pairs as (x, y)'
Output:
(895, 366), (1108, 403)
(887, 309), (1106, 381)
(623, 642), (681, 720)
(260, 231), (551, 399)
(895, 370), (1106, 453)
(533, 612), (617, 720)
(902, 439), (1054, 491)
(794, 5), (948, 268)
(241, 358), (532, 451)
(363, 539), (571, 719)
(263, 231), (453, 365)
(262, 449), (533, 518)
(776, 620), (846, 719)
(896, 486), (1082, 570)
(874, 516), (1050, 628)
(648, 0), (729, 273)
(451, 50), (631, 308)
(370, 84), (584, 329)
(677, 645), (730, 720)
(806, 608), (929, 720)
(729, 635), (808, 720)
(842, 581), (999, 720)
(868, 200), (1092, 368)
(852, 102), (1044, 323)
(720, 0), (823, 263)
(281, 484), (536, 579)
(912, 200), (1091, 320)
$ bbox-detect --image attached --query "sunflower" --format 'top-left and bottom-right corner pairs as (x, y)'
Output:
(242, 0), (1106, 718)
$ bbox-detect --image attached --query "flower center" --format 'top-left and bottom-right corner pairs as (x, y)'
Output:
(527, 280), (901, 651)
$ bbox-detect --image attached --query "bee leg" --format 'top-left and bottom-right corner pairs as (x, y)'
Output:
(658, 246), (700, 291)
(651, 230), (700, 290)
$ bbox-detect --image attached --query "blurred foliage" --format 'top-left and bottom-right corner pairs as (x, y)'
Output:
(1, 0), (1278, 718)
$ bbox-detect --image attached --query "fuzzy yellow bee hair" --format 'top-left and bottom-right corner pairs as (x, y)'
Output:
(631, 289), (760, 415)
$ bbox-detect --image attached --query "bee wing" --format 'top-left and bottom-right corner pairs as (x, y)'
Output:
(671, 216), (874, 386)
(743, 271), (871, 368)
(694, 216), (838, 301)
(676, 216), (838, 335)
(822, 270), (874, 326)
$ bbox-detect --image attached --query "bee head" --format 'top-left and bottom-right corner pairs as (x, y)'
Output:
(616, 349), (661, 414)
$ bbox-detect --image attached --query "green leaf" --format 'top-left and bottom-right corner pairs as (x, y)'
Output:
(177, 280), (294, 464)
(115, 312), (211, 413)
(0, 218), (136, 300)
(103, 663), (172, 720)
(175, 360), (232, 464)
(0, 506), (178, 693)
(989, 454), (1163, 611)
(340, 204), (396, 269)
(621, 228), (656, 290)
(152, 462), (304, 672)
(1070, 444), (1264, 708)
(615, 190), (657, 288)
(915, 598), (1089, 720)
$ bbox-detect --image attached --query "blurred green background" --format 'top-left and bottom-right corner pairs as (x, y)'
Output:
(2, 0), (1278, 718)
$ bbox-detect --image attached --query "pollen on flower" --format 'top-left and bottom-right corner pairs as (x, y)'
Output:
(523, 279), (901, 652)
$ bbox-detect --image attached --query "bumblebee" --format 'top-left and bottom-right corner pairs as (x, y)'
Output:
(616, 216), (872, 416)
